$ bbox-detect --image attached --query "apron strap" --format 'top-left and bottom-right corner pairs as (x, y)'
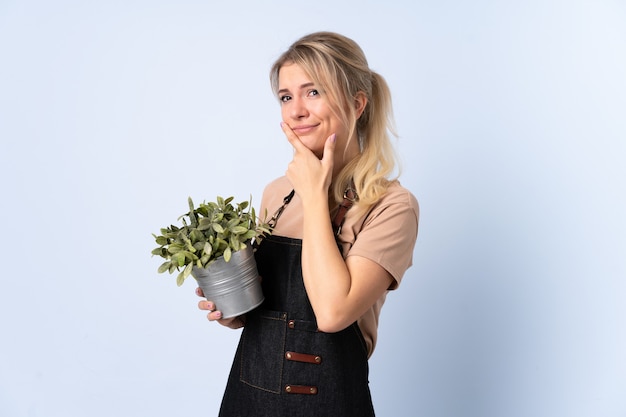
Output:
(265, 183), (358, 252)
(331, 184), (358, 237)
(267, 189), (296, 230)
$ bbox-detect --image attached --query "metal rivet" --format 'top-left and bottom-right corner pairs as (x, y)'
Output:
(314, 356), (321, 363)
(310, 387), (317, 394)
(288, 320), (295, 328)
(285, 385), (292, 393)
(285, 352), (292, 359)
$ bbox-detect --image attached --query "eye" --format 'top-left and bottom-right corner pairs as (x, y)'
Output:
(279, 95), (292, 103)
(307, 89), (319, 97)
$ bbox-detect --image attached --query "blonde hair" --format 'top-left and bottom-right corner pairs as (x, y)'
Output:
(270, 31), (400, 209)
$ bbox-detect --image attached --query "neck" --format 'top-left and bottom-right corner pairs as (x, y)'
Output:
(332, 141), (360, 179)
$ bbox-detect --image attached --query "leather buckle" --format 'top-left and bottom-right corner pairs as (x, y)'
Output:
(285, 385), (318, 395)
(285, 351), (322, 364)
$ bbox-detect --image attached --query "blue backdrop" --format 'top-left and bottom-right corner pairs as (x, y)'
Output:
(1, 1), (624, 416)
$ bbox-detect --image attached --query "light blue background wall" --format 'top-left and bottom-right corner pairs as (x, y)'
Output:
(1, 1), (624, 416)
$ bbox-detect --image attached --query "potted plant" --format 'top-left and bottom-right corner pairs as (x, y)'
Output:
(151, 196), (271, 318)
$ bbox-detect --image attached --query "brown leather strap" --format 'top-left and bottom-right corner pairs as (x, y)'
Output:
(285, 351), (322, 364)
(284, 385), (318, 395)
(331, 184), (358, 236)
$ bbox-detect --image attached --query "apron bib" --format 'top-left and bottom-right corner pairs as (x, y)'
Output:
(218, 235), (375, 417)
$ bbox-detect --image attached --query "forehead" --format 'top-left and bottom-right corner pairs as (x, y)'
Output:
(278, 63), (315, 88)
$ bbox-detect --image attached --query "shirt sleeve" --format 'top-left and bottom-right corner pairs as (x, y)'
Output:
(346, 188), (419, 289)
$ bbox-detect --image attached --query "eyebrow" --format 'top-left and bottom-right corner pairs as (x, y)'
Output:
(277, 82), (316, 95)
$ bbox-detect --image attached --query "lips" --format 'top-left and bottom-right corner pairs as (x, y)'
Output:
(291, 124), (319, 135)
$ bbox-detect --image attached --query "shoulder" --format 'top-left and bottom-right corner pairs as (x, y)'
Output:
(364, 181), (419, 225)
(260, 176), (303, 238)
(260, 176), (294, 218)
(342, 181), (418, 286)
(264, 175), (292, 193)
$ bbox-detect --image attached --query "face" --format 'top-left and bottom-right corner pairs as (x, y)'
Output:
(277, 63), (355, 160)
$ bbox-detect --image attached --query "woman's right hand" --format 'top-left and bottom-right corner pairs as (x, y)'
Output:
(196, 287), (246, 329)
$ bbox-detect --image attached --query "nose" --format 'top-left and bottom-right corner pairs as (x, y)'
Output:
(289, 96), (308, 120)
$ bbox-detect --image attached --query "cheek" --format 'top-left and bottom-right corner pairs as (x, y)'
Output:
(327, 116), (346, 137)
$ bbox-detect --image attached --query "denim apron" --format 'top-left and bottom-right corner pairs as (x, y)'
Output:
(218, 235), (375, 416)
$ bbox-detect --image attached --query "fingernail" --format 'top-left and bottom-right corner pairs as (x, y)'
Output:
(207, 302), (213, 310)
(215, 311), (222, 319)
(280, 121), (284, 128)
(331, 133), (336, 143)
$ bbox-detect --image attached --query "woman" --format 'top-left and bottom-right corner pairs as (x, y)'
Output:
(197, 31), (419, 416)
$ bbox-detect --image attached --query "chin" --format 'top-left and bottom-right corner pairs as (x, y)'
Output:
(300, 139), (324, 157)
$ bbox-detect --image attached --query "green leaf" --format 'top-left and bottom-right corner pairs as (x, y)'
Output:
(151, 247), (165, 257)
(229, 235), (239, 250)
(257, 226), (272, 236)
(176, 263), (193, 286)
(212, 223), (224, 234)
(196, 205), (209, 217)
(203, 242), (212, 257)
(173, 252), (186, 267)
(241, 230), (257, 240)
(163, 231), (179, 239)
(224, 246), (232, 262)
(189, 229), (204, 243)
(188, 212), (198, 227)
(197, 218), (213, 231)
(154, 236), (169, 245)
(231, 225), (248, 235)
(167, 243), (184, 254)
(184, 239), (196, 253)
(158, 261), (171, 274)
(176, 270), (186, 286)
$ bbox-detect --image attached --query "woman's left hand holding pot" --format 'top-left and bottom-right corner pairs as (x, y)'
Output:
(196, 287), (245, 329)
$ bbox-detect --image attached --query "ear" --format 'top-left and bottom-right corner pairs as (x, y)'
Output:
(354, 91), (368, 119)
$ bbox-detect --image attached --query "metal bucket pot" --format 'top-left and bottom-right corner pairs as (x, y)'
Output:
(192, 245), (264, 319)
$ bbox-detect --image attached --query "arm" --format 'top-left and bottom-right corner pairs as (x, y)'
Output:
(283, 123), (394, 333)
(299, 188), (393, 333)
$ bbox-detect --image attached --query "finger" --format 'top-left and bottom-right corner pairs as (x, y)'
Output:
(321, 133), (336, 167)
(198, 300), (215, 311)
(218, 316), (242, 329)
(207, 310), (223, 321)
(195, 287), (205, 298)
(280, 122), (308, 153)
(221, 316), (244, 329)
